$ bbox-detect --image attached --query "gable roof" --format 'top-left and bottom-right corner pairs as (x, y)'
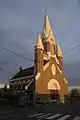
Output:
(11, 66), (34, 80)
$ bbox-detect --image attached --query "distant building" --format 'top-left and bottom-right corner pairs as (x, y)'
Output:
(9, 13), (68, 103)
(0, 84), (9, 89)
(68, 86), (80, 92)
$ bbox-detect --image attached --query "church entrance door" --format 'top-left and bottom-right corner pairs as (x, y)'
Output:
(47, 79), (60, 100)
(50, 90), (60, 100)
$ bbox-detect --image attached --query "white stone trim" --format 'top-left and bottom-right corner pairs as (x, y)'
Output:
(57, 44), (63, 57)
(22, 81), (26, 84)
(43, 56), (48, 60)
(36, 46), (44, 50)
(22, 81), (26, 91)
(43, 52), (51, 60)
(47, 52), (51, 60)
(35, 34), (44, 50)
(25, 86), (28, 90)
(18, 81), (21, 92)
(25, 78), (34, 90)
(9, 75), (34, 82)
(18, 81), (21, 84)
(51, 64), (56, 76)
(51, 54), (60, 65)
(64, 78), (68, 84)
(43, 62), (49, 71)
(35, 73), (41, 80)
(43, 54), (48, 60)
(27, 79), (30, 84)
(47, 79), (60, 90)
(57, 65), (62, 75)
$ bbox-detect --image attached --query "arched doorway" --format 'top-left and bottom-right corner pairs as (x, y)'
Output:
(47, 79), (60, 100)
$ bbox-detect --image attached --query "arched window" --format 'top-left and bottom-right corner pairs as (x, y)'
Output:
(22, 82), (26, 91)
(14, 83), (17, 91)
(18, 82), (21, 91)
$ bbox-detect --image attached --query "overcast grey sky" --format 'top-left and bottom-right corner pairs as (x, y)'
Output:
(0, 0), (80, 85)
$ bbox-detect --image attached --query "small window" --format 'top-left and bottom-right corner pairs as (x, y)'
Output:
(22, 83), (25, 91)
(18, 83), (21, 91)
(14, 84), (17, 91)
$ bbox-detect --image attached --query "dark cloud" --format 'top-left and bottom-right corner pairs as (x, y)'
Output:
(64, 61), (80, 85)
(0, 0), (80, 85)
(0, 26), (34, 84)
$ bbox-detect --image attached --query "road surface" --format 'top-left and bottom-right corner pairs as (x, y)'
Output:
(0, 101), (80, 120)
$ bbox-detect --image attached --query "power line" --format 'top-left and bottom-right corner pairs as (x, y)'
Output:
(0, 43), (80, 63)
(0, 45), (33, 62)
(63, 43), (80, 55)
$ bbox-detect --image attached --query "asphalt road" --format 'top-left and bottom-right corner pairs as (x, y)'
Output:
(0, 101), (80, 120)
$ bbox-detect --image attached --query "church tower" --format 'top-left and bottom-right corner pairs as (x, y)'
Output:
(34, 34), (44, 93)
(34, 12), (68, 102)
(34, 34), (44, 74)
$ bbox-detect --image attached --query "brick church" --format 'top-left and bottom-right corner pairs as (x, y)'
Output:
(9, 13), (68, 103)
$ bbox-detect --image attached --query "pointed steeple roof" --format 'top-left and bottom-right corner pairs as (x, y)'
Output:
(42, 13), (55, 42)
(57, 44), (63, 57)
(35, 34), (44, 50)
(42, 13), (56, 44)
(44, 14), (51, 36)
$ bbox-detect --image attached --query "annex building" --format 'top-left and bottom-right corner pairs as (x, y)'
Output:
(9, 13), (68, 103)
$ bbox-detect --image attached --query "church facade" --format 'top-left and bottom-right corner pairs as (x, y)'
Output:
(9, 13), (68, 103)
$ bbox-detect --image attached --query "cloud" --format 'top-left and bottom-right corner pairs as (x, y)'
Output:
(0, 26), (34, 84)
(64, 60), (80, 85)
(0, 0), (80, 84)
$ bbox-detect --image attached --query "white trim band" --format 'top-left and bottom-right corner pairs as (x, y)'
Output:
(9, 75), (34, 82)
(35, 73), (41, 80)
(43, 62), (49, 71)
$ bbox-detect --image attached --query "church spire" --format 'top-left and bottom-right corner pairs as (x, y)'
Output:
(41, 12), (55, 44)
(35, 34), (44, 50)
(43, 13), (52, 37)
